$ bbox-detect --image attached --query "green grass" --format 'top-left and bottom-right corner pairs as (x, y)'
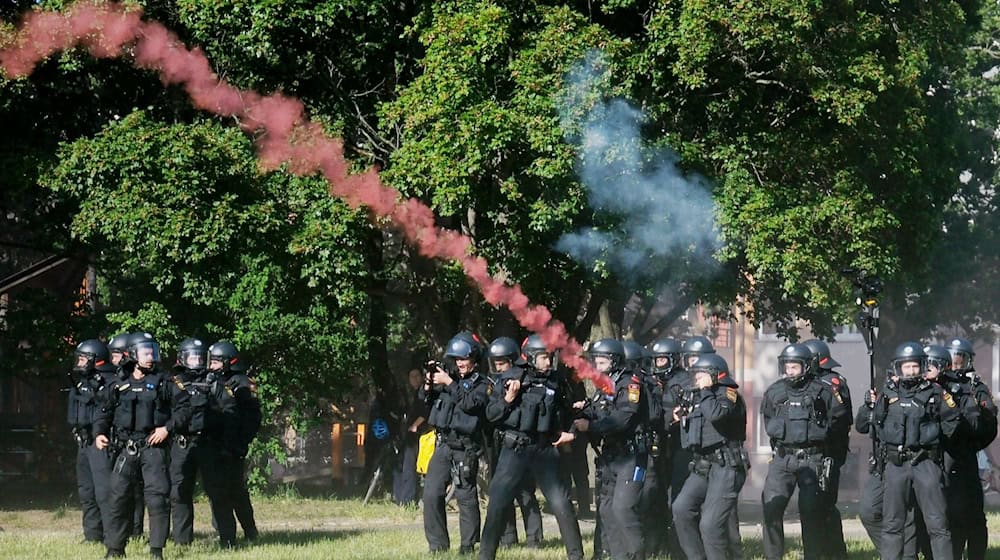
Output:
(4, 497), (1000, 559)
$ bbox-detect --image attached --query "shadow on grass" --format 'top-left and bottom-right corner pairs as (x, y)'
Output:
(247, 528), (366, 547)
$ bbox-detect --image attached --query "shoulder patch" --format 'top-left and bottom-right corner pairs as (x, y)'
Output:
(627, 383), (640, 404)
(943, 392), (956, 408)
(225, 385), (235, 398)
(248, 381), (258, 397)
(173, 378), (186, 391)
(889, 397), (898, 404)
(726, 387), (738, 402)
(487, 383), (494, 396)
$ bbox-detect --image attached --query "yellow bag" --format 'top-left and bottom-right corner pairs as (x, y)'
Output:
(416, 430), (436, 475)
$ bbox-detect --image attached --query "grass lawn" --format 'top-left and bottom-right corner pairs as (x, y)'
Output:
(4, 495), (1000, 559)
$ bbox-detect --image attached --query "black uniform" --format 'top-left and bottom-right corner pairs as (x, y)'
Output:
(168, 366), (210, 544)
(939, 370), (997, 560)
(817, 369), (853, 559)
(863, 379), (960, 560)
(760, 375), (843, 560)
(658, 366), (693, 557)
(672, 378), (748, 560)
(422, 371), (489, 552)
(200, 369), (262, 546)
(95, 369), (189, 555)
(478, 366), (583, 560)
(580, 368), (647, 560)
(67, 367), (116, 542)
(636, 369), (669, 557)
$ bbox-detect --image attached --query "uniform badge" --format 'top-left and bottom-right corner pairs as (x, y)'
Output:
(889, 397), (898, 404)
(943, 392), (956, 408)
(487, 383), (494, 396)
(726, 388), (738, 403)
(225, 386), (235, 398)
(627, 383), (640, 404)
(248, 381), (258, 398)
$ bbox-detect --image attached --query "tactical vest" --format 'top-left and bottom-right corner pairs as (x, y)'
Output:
(679, 386), (745, 451)
(427, 374), (482, 435)
(878, 385), (941, 450)
(500, 374), (559, 434)
(203, 374), (244, 436)
(68, 375), (105, 428)
(642, 373), (664, 433)
(112, 374), (169, 434)
(174, 371), (211, 434)
(765, 380), (829, 446)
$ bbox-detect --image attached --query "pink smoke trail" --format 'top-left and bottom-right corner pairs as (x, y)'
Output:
(0, 2), (613, 393)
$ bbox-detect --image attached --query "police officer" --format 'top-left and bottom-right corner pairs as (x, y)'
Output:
(67, 339), (117, 543)
(575, 338), (646, 560)
(94, 333), (187, 559)
(108, 332), (146, 538)
(935, 339), (997, 559)
(479, 334), (584, 560)
(672, 353), (748, 560)
(761, 343), (844, 560)
(167, 337), (209, 545)
(422, 333), (490, 554)
(648, 338), (688, 558)
(864, 342), (959, 560)
(802, 339), (852, 559)
(484, 336), (544, 549)
(201, 341), (261, 547)
(624, 340), (667, 558)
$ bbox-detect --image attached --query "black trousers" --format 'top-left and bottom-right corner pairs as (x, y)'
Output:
(817, 460), (847, 559)
(393, 437), (420, 505)
(479, 443), (582, 560)
(597, 451), (645, 560)
(423, 442), (481, 551)
(561, 437), (592, 512)
(673, 461), (745, 560)
(638, 452), (669, 556)
(199, 444), (249, 544)
(169, 435), (201, 544)
(106, 443), (170, 551)
(500, 473), (543, 546)
(881, 459), (953, 560)
(761, 452), (827, 560)
(77, 443), (113, 541)
(946, 458), (987, 560)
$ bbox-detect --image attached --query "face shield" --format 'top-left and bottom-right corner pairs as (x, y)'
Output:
(133, 341), (161, 370)
(180, 348), (207, 370)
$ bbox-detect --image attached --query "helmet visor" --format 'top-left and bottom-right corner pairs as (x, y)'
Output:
(133, 341), (161, 365)
(181, 349), (207, 369)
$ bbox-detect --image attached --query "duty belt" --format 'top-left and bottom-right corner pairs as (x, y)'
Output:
(176, 433), (200, 449)
(884, 445), (940, 467)
(775, 444), (825, 459)
(437, 430), (476, 450)
(500, 430), (543, 450)
(72, 428), (93, 448)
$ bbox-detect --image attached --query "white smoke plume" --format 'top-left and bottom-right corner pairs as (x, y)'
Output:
(555, 51), (722, 282)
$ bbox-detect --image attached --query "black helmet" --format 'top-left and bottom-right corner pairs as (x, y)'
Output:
(125, 332), (161, 372)
(73, 339), (111, 374)
(892, 341), (926, 387)
(108, 332), (129, 354)
(444, 335), (481, 363)
(945, 337), (975, 373)
(649, 338), (682, 374)
(779, 343), (813, 387)
(802, 339), (840, 370)
(589, 338), (625, 372)
(208, 340), (246, 373)
(488, 337), (520, 372)
(622, 340), (645, 372)
(681, 336), (716, 369)
(923, 344), (951, 375)
(451, 331), (484, 358)
(176, 337), (208, 371)
(520, 334), (554, 370)
(689, 353), (730, 383)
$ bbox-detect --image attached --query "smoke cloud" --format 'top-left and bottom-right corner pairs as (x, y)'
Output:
(0, 2), (613, 393)
(556, 51), (722, 282)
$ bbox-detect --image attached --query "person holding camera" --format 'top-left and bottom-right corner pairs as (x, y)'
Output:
(422, 333), (490, 554)
(478, 334), (583, 560)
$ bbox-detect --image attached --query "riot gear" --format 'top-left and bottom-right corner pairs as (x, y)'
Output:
(208, 341), (245, 373)
(891, 342), (926, 387)
(802, 339), (841, 370)
(487, 337), (520, 373)
(588, 338), (625, 372)
(681, 335), (715, 369)
(688, 353), (729, 383)
(73, 339), (112, 375)
(923, 344), (951, 375)
(946, 337), (975, 373)
(176, 338), (207, 371)
(622, 340), (645, 372)
(778, 343), (813, 388)
(649, 338), (681, 374)
(520, 334), (552, 370)
(126, 332), (161, 375)
(107, 333), (129, 365)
